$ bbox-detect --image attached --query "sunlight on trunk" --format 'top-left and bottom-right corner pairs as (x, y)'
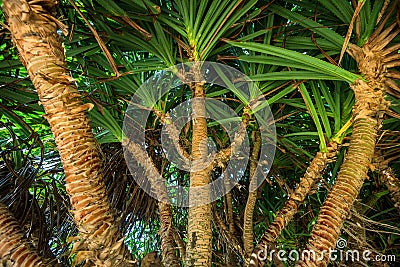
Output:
(185, 65), (213, 266)
(2, 0), (130, 265)
(0, 203), (50, 267)
(296, 49), (389, 267)
(249, 142), (338, 267)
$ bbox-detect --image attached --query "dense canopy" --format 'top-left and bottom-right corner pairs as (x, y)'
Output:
(0, 0), (399, 266)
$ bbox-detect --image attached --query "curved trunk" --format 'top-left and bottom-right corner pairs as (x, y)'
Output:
(243, 131), (262, 257)
(185, 78), (213, 266)
(123, 141), (180, 266)
(294, 14), (399, 263)
(249, 142), (338, 267)
(3, 0), (129, 265)
(0, 202), (49, 267)
(295, 107), (379, 267)
(295, 44), (388, 266)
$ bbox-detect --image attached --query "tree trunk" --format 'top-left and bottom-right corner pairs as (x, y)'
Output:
(123, 140), (180, 266)
(185, 74), (213, 266)
(0, 202), (49, 267)
(249, 142), (337, 267)
(295, 43), (389, 266)
(2, 0), (129, 265)
(243, 131), (262, 258)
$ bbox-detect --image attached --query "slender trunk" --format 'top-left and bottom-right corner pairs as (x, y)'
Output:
(249, 142), (338, 267)
(123, 141), (180, 266)
(3, 1), (129, 265)
(0, 202), (50, 267)
(225, 191), (235, 235)
(185, 73), (213, 266)
(159, 202), (180, 267)
(243, 131), (262, 257)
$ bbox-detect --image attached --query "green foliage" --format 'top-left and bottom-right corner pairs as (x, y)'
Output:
(0, 0), (399, 265)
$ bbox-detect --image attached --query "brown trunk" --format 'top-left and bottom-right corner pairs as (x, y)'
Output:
(2, 0), (129, 265)
(159, 202), (180, 267)
(249, 142), (338, 267)
(185, 73), (213, 266)
(296, 114), (378, 267)
(224, 190), (237, 266)
(123, 141), (180, 266)
(243, 131), (262, 258)
(295, 41), (389, 265)
(0, 202), (49, 267)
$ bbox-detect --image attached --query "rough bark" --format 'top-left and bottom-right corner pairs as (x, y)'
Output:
(140, 252), (162, 267)
(159, 202), (180, 267)
(2, 0), (130, 265)
(123, 141), (180, 266)
(295, 44), (389, 266)
(249, 142), (338, 267)
(295, 114), (378, 267)
(243, 131), (262, 257)
(185, 75), (213, 266)
(0, 202), (50, 267)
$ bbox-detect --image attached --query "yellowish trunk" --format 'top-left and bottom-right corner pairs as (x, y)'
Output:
(249, 142), (337, 266)
(0, 202), (49, 267)
(243, 131), (262, 257)
(295, 43), (389, 266)
(185, 79), (213, 266)
(3, 0), (129, 265)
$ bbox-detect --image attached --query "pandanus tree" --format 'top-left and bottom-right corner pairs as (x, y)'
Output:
(0, 202), (50, 266)
(242, 2), (399, 266)
(0, 0), (400, 266)
(2, 0), (131, 265)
